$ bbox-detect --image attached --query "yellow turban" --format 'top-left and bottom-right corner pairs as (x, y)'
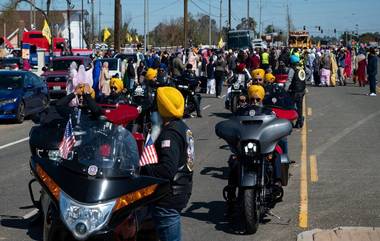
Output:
(145, 68), (158, 81)
(110, 77), (124, 93)
(251, 68), (265, 80)
(77, 84), (95, 99)
(248, 85), (265, 101)
(157, 87), (184, 119)
(265, 73), (276, 83)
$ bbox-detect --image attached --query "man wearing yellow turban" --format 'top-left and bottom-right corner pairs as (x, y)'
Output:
(141, 86), (194, 241)
(251, 68), (265, 85)
(248, 85), (265, 106)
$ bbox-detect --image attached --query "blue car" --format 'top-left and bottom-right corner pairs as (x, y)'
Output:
(0, 70), (49, 123)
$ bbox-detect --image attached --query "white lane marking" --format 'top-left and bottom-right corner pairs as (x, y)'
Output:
(313, 110), (380, 156)
(22, 209), (39, 219)
(0, 137), (30, 150)
(202, 105), (211, 110)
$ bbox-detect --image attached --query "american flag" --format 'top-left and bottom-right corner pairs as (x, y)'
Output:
(139, 134), (159, 166)
(59, 118), (76, 159)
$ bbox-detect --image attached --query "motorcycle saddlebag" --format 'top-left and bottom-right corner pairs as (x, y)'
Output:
(280, 154), (290, 186)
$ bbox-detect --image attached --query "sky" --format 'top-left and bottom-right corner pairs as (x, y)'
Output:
(12, 0), (380, 36)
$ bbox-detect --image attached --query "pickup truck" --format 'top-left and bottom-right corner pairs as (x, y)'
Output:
(41, 56), (92, 98)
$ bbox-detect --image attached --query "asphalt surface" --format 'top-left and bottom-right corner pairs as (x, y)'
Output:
(0, 79), (379, 241)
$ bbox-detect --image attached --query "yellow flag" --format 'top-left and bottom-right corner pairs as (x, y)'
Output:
(217, 36), (224, 49)
(42, 20), (51, 45)
(103, 28), (111, 42)
(135, 35), (139, 43)
(126, 33), (133, 43)
(317, 41), (321, 49)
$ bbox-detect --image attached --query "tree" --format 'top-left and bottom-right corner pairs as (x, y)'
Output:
(265, 24), (275, 34)
(236, 17), (257, 32)
(148, 14), (219, 47)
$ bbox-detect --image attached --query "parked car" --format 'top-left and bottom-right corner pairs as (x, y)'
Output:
(252, 39), (268, 50)
(99, 58), (123, 78)
(0, 57), (23, 70)
(0, 70), (49, 123)
(41, 56), (92, 98)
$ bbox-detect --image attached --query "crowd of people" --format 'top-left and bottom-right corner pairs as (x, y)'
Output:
(37, 42), (378, 241)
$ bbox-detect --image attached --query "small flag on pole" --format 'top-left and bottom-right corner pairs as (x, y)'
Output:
(139, 134), (159, 167)
(103, 27), (111, 42)
(42, 19), (51, 45)
(59, 118), (76, 159)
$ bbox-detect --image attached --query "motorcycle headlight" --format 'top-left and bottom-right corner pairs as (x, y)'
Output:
(244, 142), (257, 156)
(47, 150), (73, 161)
(60, 191), (115, 240)
(0, 98), (17, 106)
(48, 150), (61, 161)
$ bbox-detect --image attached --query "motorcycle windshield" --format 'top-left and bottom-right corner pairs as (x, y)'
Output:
(61, 119), (139, 178)
(263, 84), (295, 110)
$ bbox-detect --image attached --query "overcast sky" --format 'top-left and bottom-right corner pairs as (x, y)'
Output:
(13, 0), (380, 36)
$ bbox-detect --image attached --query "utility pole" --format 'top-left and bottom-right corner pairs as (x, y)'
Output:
(91, 0), (94, 46)
(147, 0), (149, 50)
(98, 0), (101, 42)
(247, 0), (249, 22)
(286, 2), (290, 44)
(67, 0), (73, 54)
(259, 0), (262, 36)
(228, 0), (231, 30)
(219, 0), (222, 40)
(144, 0), (147, 52)
(209, 0), (211, 45)
(81, 0), (84, 49)
(184, 0), (188, 49)
(114, 0), (121, 52)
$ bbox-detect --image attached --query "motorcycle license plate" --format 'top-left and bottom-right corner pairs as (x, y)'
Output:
(53, 86), (61, 90)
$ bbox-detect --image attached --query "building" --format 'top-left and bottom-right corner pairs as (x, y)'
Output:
(0, 10), (89, 49)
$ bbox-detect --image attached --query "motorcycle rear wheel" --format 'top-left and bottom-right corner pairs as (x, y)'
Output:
(243, 188), (260, 234)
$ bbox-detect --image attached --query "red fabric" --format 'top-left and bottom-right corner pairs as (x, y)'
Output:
(357, 59), (367, 84)
(236, 63), (246, 73)
(275, 145), (283, 155)
(250, 55), (260, 70)
(344, 51), (352, 77)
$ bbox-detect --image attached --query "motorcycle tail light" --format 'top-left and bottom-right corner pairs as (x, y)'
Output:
(36, 164), (61, 201)
(113, 184), (158, 212)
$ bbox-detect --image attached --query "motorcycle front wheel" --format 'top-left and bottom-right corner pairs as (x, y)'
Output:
(243, 188), (260, 234)
(231, 95), (238, 113)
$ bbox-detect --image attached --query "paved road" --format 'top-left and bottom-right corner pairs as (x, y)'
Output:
(0, 81), (379, 241)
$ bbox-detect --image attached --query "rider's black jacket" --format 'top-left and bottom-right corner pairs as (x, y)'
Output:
(39, 93), (102, 127)
(141, 119), (193, 211)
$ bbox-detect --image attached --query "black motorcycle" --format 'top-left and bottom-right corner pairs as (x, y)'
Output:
(28, 106), (169, 241)
(226, 73), (248, 113)
(174, 78), (201, 117)
(215, 105), (292, 234)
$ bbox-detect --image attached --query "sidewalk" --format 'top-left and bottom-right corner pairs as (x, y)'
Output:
(297, 227), (380, 241)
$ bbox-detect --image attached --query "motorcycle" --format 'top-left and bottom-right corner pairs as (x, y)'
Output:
(174, 77), (201, 117)
(28, 104), (170, 241)
(225, 73), (248, 113)
(215, 105), (293, 234)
